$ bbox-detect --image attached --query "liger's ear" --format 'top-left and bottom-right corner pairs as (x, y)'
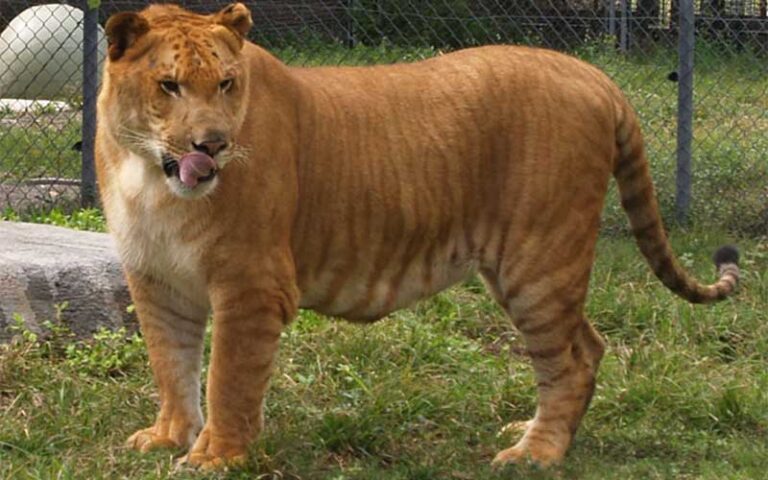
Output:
(213, 3), (253, 42)
(105, 12), (150, 61)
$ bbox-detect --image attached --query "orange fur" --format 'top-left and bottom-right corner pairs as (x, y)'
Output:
(96, 3), (740, 469)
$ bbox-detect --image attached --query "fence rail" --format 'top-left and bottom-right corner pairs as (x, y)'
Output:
(1, 1), (766, 232)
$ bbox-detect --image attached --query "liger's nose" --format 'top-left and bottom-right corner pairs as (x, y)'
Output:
(192, 137), (228, 156)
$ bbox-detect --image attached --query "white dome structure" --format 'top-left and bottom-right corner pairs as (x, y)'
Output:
(0, 4), (107, 99)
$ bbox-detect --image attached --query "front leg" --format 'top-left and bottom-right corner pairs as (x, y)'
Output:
(124, 272), (208, 452)
(185, 262), (298, 469)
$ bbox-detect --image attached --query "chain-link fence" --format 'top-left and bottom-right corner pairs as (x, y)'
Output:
(1, 1), (766, 232)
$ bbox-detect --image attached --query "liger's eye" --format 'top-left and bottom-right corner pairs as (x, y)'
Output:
(160, 80), (180, 96)
(219, 79), (234, 93)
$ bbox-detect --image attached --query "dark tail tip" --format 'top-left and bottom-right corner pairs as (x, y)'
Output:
(713, 245), (739, 267)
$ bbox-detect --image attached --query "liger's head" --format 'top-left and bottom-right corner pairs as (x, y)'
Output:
(102, 3), (253, 198)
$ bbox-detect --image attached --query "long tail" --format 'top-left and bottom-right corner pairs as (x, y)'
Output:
(612, 101), (740, 303)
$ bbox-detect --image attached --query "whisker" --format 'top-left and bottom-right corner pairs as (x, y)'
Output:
(225, 143), (252, 166)
(116, 127), (254, 166)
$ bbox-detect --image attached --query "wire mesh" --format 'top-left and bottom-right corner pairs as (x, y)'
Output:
(0, 1), (765, 232)
(0, 2), (92, 212)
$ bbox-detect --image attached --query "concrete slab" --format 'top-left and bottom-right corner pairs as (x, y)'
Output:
(0, 221), (134, 341)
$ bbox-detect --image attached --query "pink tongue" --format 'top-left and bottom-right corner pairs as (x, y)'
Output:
(178, 152), (217, 188)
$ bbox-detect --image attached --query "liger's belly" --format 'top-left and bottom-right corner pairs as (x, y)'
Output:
(297, 243), (478, 322)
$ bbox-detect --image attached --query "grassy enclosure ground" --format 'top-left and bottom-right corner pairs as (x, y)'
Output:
(1, 211), (767, 479)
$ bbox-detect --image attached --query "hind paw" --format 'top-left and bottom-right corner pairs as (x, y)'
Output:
(492, 422), (569, 468)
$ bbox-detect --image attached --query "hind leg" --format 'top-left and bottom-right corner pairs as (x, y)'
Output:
(484, 269), (605, 466)
(495, 315), (604, 466)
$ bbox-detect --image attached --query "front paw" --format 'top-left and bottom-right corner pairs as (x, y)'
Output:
(126, 419), (200, 453)
(127, 427), (185, 453)
(180, 427), (248, 470)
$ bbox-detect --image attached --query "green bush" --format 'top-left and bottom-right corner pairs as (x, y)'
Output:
(350, 0), (497, 48)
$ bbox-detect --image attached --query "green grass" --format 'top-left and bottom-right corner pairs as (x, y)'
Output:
(575, 41), (768, 234)
(0, 119), (81, 181)
(1, 225), (767, 479)
(1, 207), (106, 231)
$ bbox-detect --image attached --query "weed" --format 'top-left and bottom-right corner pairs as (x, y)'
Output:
(1, 207), (106, 232)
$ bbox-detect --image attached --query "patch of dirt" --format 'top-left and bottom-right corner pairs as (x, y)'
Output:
(1, 108), (85, 211)
(0, 180), (81, 212)
(0, 109), (81, 130)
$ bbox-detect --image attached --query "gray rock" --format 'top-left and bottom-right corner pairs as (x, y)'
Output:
(0, 221), (134, 341)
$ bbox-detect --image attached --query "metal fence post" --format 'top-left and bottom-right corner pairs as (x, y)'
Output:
(619, 0), (629, 53)
(675, 0), (695, 225)
(81, 0), (99, 208)
(346, 0), (356, 48)
(608, 0), (616, 39)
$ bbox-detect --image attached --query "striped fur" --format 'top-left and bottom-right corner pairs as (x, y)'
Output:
(95, 3), (741, 470)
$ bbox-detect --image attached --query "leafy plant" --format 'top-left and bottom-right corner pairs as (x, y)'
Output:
(4, 313), (145, 378)
(63, 328), (145, 378)
(1, 208), (106, 232)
